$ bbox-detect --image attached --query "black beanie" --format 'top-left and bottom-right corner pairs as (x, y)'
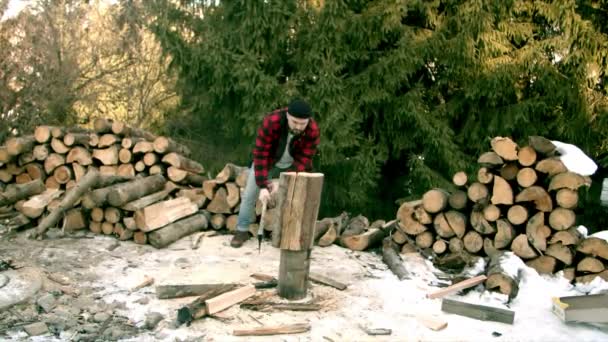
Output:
(288, 99), (312, 118)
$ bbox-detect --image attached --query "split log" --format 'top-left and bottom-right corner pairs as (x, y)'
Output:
(314, 213), (348, 244)
(433, 212), (455, 238)
(422, 189), (449, 214)
(548, 208), (576, 231)
(176, 188), (207, 208)
(526, 212), (547, 252)
(91, 207), (104, 222)
(549, 227), (582, 246)
(477, 152), (503, 166)
(225, 182), (240, 208)
(529, 136), (555, 155)
(507, 205), (528, 225)
(147, 211), (210, 248)
(104, 207), (122, 224)
(448, 190), (468, 210)
(477, 167), (494, 184)
(153, 136), (191, 156)
(63, 209), (86, 231)
(546, 242), (574, 265)
(71, 163), (86, 182)
(31, 169), (99, 239)
(526, 255), (557, 274)
(576, 237), (608, 260)
(0, 169), (12, 182)
(500, 163), (519, 181)
(123, 217), (136, 230)
(577, 257), (605, 273)
(106, 174), (166, 207)
(515, 186), (553, 212)
(517, 146), (537, 166)
(205, 285), (256, 315)
(485, 252), (520, 299)
(162, 153), (204, 174)
(340, 215), (368, 239)
(511, 234), (537, 259)
(6, 136), (36, 156)
(117, 164), (136, 177)
(467, 182), (489, 203)
(135, 197), (198, 232)
(0, 146), (10, 163)
(20, 189), (63, 218)
(92, 145), (119, 165)
(88, 133), (99, 147)
(25, 163), (45, 181)
(463, 231), (483, 253)
(341, 226), (388, 251)
(556, 189), (578, 209)
(133, 141), (155, 154)
(0, 179), (46, 206)
(548, 172), (588, 192)
(491, 137), (518, 161)
(382, 237), (409, 280)
(470, 210), (495, 235)
(235, 169), (249, 188)
(50, 138), (70, 154)
(535, 158), (567, 176)
(575, 270), (608, 284)
(114, 222), (133, 240)
(233, 324), (310, 337)
(452, 171), (467, 186)
(206, 188), (232, 214)
(45, 177), (61, 189)
(215, 163), (246, 184)
(33, 145), (49, 161)
(121, 183), (177, 211)
(44, 153), (65, 174)
(6, 163), (23, 175)
(494, 219), (515, 249)
(396, 200), (427, 235)
(66, 147), (93, 165)
(176, 284), (239, 325)
(202, 180), (218, 199)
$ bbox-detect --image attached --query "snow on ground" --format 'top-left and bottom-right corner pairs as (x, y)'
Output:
(2, 230), (608, 341)
(551, 140), (598, 176)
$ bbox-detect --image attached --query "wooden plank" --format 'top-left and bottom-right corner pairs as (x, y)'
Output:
(416, 314), (448, 331)
(205, 285), (256, 315)
(552, 294), (608, 323)
(233, 323), (310, 336)
(156, 283), (239, 299)
(441, 298), (514, 324)
(426, 275), (487, 299)
(309, 272), (347, 290)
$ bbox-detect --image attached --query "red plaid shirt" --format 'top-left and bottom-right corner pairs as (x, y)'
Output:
(252, 108), (320, 188)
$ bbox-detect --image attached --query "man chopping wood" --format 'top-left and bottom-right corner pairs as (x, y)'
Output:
(230, 98), (321, 248)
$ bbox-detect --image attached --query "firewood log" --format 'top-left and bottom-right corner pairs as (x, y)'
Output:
(134, 160), (146, 172)
(511, 234), (537, 259)
(149, 164), (166, 175)
(414, 205), (433, 224)
(526, 212), (547, 252)
(422, 189), (449, 214)
(118, 148), (132, 164)
(19, 189), (63, 218)
(382, 237), (409, 280)
(33, 145), (49, 161)
(485, 252), (520, 299)
(448, 190), (467, 210)
(556, 189), (578, 209)
(50, 138), (70, 154)
(121, 137), (146, 149)
(91, 207), (104, 222)
(314, 213), (348, 243)
(133, 231), (147, 244)
(575, 271), (608, 284)
(391, 229), (407, 244)
(433, 212), (455, 238)
(63, 208), (86, 231)
(45, 177), (60, 189)
(396, 200), (427, 235)
(135, 197), (198, 232)
(25, 163), (45, 181)
(526, 256), (557, 274)
(44, 153), (66, 174)
(15, 174), (32, 184)
(18, 151), (34, 166)
(577, 257), (605, 273)
(93, 118), (113, 133)
(507, 205), (528, 225)
(65, 146), (93, 165)
(106, 174), (167, 207)
(452, 171), (467, 186)
(92, 145), (119, 165)
(546, 242), (573, 265)
(162, 153), (205, 174)
(483, 204), (500, 222)
(63, 133), (90, 147)
(491, 137), (518, 161)
(500, 163), (519, 181)
(210, 213), (226, 230)
(88, 133), (99, 147)
(133, 141), (155, 154)
(548, 208), (575, 231)
(517, 146), (537, 167)
(147, 211), (210, 248)
(576, 237), (608, 260)
(176, 188), (207, 208)
(467, 182), (489, 203)
(143, 152), (159, 166)
(463, 230), (483, 253)
(477, 167), (493, 184)
(477, 152), (503, 167)
(548, 227), (582, 246)
(0, 146), (10, 163)
(122, 182), (177, 211)
(470, 210), (496, 235)
(548, 172), (588, 192)
(100, 165), (118, 175)
(535, 158), (567, 176)
(235, 168), (249, 188)
(515, 186), (553, 212)
(0, 169), (12, 182)
(484, 238), (499, 257)
(433, 240), (447, 254)
(516, 168), (537, 188)
(167, 166), (206, 185)
(528, 136), (556, 155)
(494, 219), (515, 249)
(111, 122), (156, 141)
(6, 136), (36, 156)
(215, 163), (246, 184)
(123, 217), (136, 230)
(416, 231), (434, 249)
(53, 165), (73, 184)
(449, 237), (464, 253)
(101, 221), (114, 235)
(206, 188), (233, 214)
(114, 222), (134, 240)
(71, 163), (86, 182)
(117, 164), (136, 177)
(153, 136), (191, 156)
(0, 179), (45, 206)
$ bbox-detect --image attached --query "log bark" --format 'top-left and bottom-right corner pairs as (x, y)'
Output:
(147, 211), (209, 248)
(133, 231), (147, 244)
(157, 283), (239, 300)
(517, 146), (537, 166)
(526, 256), (557, 274)
(91, 207), (104, 222)
(516, 168), (537, 188)
(510, 234), (537, 259)
(6, 136), (36, 156)
(121, 183), (177, 211)
(202, 180), (218, 200)
(500, 163), (519, 181)
(382, 237), (409, 280)
(0, 179), (46, 206)
(63, 133), (90, 147)
(491, 137), (518, 161)
(314, 213), (348, 244)
(106, 174), (166, 207)
(135, 197), (199, 232)
(485, 252), (520, 299)
(341, 227), (388, 251)
(484, 237), (499, 257)
(31, 169), (99, 239)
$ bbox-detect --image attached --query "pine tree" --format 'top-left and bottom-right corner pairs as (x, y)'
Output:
(144, 0), (608, 219)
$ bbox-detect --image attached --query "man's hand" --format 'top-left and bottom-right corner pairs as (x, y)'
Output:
(259, 183), (278, 207)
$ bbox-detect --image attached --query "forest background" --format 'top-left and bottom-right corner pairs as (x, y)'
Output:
(1, 0), (608, 231)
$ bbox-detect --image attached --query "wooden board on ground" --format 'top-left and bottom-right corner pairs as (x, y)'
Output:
(551, 294), (608, 323)
(441, 298), (514, 324)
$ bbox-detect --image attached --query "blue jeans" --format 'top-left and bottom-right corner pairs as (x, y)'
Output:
(236, 164), (285, 232)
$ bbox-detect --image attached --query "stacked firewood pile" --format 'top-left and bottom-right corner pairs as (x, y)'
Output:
(0, 119), (266, 248)
(391, 136), (608, 294)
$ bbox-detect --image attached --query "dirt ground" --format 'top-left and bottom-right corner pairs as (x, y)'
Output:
(1, 227), (607, 342)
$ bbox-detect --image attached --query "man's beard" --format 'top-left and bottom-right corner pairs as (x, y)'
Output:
(289, 128), (303, 136)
